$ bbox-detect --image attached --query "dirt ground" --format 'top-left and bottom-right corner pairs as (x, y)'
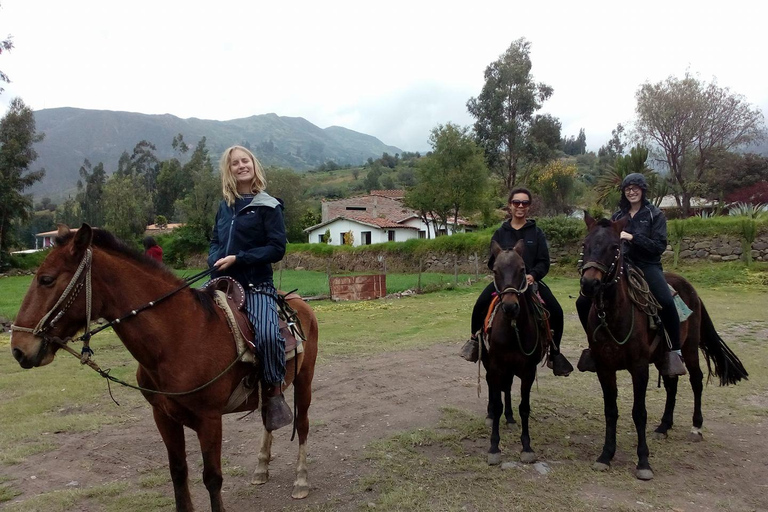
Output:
(4, 342), (767, 512)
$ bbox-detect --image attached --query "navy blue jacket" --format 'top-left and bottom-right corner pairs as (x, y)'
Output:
(208, 192), (286, 287)
(611, 199), (667, 266)
(488, 219), (550, 282)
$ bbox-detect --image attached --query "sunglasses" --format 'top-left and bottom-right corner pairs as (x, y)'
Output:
(511, 200), (531, 207)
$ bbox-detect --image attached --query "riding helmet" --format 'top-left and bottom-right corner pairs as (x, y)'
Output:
(621, 173), (648, 191)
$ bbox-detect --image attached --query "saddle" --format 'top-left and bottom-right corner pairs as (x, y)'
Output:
(203, 277), (304, 363)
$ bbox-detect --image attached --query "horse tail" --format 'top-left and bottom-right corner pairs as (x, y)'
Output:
(698, 302), (748, 386)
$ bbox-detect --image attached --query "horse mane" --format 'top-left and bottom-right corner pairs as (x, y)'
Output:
(596, 218), (612, 228)
(55, 228), (217, 316)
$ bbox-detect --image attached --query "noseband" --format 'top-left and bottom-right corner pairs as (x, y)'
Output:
(580, 244), (623, 287)
(494, 273), (529, 297)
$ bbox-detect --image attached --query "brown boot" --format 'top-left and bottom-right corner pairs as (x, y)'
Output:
(662, 351), (687, 377)
(459, 335), (479, 362)
(263, 384), (293, 431)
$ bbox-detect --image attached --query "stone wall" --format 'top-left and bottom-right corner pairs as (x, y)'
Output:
(280, 233), (768, 274)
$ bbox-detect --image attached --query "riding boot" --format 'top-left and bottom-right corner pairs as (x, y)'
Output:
(577, 348), (597, 372)
(459, 334), (479, 362)
(262, 383), (293, 431)
(545, 337), (573, 376)
(662, 351), (687, 377)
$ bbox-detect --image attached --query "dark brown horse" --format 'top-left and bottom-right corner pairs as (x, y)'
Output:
(579, 214), (747, 480)
(10, 225), (318, 511)
(482, 240), (548, 465)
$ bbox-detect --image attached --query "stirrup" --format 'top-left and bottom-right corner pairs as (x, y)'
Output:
(577, 348), (596, 373)
(662, 352), (687, 377)
(459, 336), (479, 362)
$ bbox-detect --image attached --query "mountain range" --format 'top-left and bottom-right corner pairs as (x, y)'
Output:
(28, 108), (402, 199)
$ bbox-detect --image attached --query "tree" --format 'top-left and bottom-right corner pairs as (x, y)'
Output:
(534, 160), (578, 215)
(0, 32), (11, 93)
(76, 159), (107, 227)
(593, 145), (665, 208)
(0, 98), (45, 262)
(155, 158), (187, 218)
(175, 138), (218, 240)
(467, 38), (554, 192)
(404, 123), (488, 235)
(266, 167), (310, 243)
(635, 73), (766, 215)
(102, 173), (152, 241)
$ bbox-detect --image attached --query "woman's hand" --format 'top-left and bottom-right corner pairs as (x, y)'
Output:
(214, 255), (236, 270)
(526, 274), (535, 285)
(620, 231), (634, 242)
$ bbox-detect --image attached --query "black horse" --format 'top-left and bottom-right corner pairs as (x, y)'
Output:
(579, 214), (748, 480)
(482, 240), (549, 465)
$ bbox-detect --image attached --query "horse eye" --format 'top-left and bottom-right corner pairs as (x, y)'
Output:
(39, 275), (55, 286)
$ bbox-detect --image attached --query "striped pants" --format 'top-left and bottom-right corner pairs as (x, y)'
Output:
(244, 283), (286, 385)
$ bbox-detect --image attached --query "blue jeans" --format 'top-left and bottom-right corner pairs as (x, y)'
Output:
(244, 283), (286, 385)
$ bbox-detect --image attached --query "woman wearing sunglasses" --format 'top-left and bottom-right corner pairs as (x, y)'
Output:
(575, 173), (686, 376)
(460, 187), (574, 377)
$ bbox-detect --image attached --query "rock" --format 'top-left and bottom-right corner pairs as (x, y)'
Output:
(533, 462), (551, 475)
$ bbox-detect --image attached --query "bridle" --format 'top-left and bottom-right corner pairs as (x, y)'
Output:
(579, 243), (623, 287)
(493, 272), (529, 297)
(10, 244), (227, 396)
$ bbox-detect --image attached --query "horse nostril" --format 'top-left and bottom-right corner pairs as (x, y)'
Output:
(12, 347), (24, 363)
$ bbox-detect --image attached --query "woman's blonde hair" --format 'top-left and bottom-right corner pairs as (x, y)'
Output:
(219, 145), (267, 206)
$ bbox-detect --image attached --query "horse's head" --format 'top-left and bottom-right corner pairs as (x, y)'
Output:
(579, 213), (627, 298)
(10, 224), (95, 368)
(491, 239), (528, 318)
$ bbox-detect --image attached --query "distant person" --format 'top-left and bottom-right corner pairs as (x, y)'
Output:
(208, 145), (292, 431)
(143, 236), (163, 262)
(459, 187), (574, 377)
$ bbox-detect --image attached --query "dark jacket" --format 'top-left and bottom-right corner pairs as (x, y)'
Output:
(611, 199), (667, 266)
(208, 192), (286, 287)
(488, 219), (550, 282)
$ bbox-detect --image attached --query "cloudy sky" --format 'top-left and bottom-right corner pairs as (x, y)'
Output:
(1, 0), (766, 153)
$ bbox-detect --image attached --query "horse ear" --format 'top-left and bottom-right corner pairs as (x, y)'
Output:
(57, 224), (70, 238)
(72, 223), (93, 255)
(513, 239), (525, 257)
(491, 240), (503, 259)
(584, 211), (596, 230)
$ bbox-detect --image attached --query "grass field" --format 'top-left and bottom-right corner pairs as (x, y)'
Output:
(1, 262), (767, 510)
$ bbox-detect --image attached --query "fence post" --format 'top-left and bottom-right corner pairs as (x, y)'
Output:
(417, 257), (423, 293)
(474, 251), (479, 282)
(326, 257), (332, 297)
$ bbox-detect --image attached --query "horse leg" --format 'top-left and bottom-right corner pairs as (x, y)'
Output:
(593, 369), (618, 472)
(291, 374), (313, 499)
(630, 365), (653, 480)
(654, 374), (678, 438)
(194, 417), (225, 512)
(487, 383), (503, 465)
(688, 353), (705, 442)
(151, 408), (194, 512)
(518, 368), (536, 463)
(504, 377), (516, 427)
(252, 427), (272, 485)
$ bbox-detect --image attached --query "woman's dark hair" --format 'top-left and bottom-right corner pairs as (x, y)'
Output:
(507, 187), (532, 203)
(142, 236), (157, 250)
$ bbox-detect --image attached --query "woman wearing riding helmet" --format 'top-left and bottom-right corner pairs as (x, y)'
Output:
(576, 173), (686, 376)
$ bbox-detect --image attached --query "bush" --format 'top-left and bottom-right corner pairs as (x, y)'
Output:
(8, 249), (50, 271)
(162, 225), (210, 268)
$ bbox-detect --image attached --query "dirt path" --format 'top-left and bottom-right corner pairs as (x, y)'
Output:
(5, 342), (767, 511)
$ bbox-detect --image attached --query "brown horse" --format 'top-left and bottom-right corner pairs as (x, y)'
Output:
(482, 240), (548, 465)
(10, 225), (318, 511)
(579, 214), (747, 480)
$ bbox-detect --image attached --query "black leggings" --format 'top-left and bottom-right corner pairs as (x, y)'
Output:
(471, 281), (564, 351)
(576, 263), (680, 350)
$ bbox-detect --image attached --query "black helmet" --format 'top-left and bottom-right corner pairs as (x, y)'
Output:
(621, 173), (648, 191)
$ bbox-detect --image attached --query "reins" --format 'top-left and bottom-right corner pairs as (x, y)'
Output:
(10, 246), (246, 398)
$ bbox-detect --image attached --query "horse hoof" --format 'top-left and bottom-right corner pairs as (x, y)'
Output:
(636, 468), (654, 481)
(488, 452), (502, 466)
(251, 470), (269, 485)
(291, 483), (310, 499)
(520, 451), (537, 464)
(592, 462), (610, 472)
(485, 417), (493, 427)
(652, 431), (668, 440)
(688, 431), (704, 443)
(505, 420), (516, 429)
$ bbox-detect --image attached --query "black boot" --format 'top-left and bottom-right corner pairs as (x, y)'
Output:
(547, 352), (573, 376)
(459, 334), (479, 362)
(577, 348), (597, 372)
(263, 384), (293, 431)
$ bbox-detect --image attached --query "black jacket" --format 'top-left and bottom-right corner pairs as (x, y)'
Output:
(611, 199), (667, 266)
(488, 219), (550, 282)
(208, 192), (286, 287)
